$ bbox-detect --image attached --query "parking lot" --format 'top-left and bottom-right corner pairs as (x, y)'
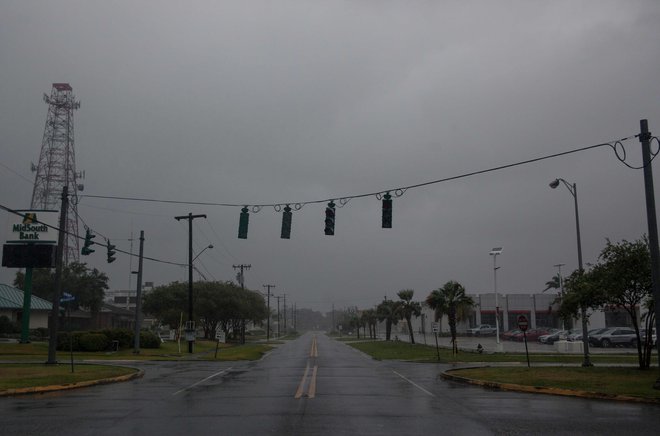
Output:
(390, 331), (639, 355)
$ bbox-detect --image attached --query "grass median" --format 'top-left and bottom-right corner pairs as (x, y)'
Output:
(0, 363), (138, 391)
(344, 339), (660, 401)
(0, 340), (273, 362)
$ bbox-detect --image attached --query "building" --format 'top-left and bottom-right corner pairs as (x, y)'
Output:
(0, 283), (52, 329)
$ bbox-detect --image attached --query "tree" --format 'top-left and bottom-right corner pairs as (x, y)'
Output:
(376, 299), (399, 341)
(14, 262), (108, 324)
(428, 281), (474, 355)
(396, 289), (421, 344)
(425, 289), (448, 334)
(142, 281), (268, 342)
(543, 274), (561, 293)
(361, 308), (378, 339)
(591, 238), (654, 369)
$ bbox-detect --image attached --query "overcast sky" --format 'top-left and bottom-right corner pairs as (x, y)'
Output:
(2, 1), (660, 312)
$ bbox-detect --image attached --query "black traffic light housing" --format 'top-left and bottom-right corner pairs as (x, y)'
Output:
(81, 229), (96, 255)
(324, 201), (336, 235)
(106, 240), (116, 263)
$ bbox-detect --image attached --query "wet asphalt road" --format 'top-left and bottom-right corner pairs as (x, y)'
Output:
(2, 332), (659, 435)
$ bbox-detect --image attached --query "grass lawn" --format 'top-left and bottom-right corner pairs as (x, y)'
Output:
(449, 366), (660, 400)
(0, 340), (273, 362)
(0, 363), (138, 391)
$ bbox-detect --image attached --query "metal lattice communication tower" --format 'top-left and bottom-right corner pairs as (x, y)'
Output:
(30, 83), (82, 265)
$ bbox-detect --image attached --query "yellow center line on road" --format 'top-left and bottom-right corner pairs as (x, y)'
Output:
(308, 365), (318, 398)
(294, 362), (310, 399)
(295, 336), (320, 399)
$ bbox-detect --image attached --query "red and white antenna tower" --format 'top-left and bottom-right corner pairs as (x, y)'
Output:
(30, 83), (83, 265)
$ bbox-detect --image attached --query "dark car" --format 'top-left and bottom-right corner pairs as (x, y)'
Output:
(501, 329), (521, 341)
(512, 328), (552, 342)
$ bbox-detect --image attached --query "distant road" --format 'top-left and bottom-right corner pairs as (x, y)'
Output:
(2, 332), (658, 435)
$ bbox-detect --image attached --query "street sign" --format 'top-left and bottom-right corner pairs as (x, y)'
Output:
(431, 322), (440, 333)
(517, 315), (529, 332)
(60, 292), (75, 303)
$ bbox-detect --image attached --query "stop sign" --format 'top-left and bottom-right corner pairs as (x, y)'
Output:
(517, 315), (529, 331)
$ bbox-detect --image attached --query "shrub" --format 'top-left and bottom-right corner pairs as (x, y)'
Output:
(0, 315), (20, 334)
(100, 328), (134, 348)
(79, 333), (110, 352)
(140, 331), (161, 349)
(30, 327), (50, 340)
(57, 331), (85, 351)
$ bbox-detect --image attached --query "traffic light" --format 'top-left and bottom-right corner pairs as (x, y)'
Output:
(324, 201), (336, 235)
(238, 207), (249, 239)
(81, 229), (95, 255)
(106, 240), (116, 263)
(281, 205), (292, 239)
(382, 192), (392, 228)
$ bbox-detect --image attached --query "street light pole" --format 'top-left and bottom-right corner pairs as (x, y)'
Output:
(490, 247), (503, 351)
(550, 178), (592, 366)
(554, 263), (565, 331)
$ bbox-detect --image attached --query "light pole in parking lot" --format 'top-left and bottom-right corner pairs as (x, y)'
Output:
(549, 178), (592, 366)
(490, 247), (503, 351)
(554, 263), (565, 331)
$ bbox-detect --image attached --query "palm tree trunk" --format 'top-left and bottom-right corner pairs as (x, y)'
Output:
(406, 316), (415, 344)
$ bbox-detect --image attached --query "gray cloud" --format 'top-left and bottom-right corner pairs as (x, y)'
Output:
(1, 1), (659, 311)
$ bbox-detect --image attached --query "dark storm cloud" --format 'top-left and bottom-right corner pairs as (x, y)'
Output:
(1, 1), (659, 311)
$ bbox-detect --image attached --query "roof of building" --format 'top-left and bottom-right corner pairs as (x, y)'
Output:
(0, 283), (53, 310)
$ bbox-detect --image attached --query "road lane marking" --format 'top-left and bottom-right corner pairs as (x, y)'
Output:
(392, 370), (436, 397)
(310, 335), (319, 357)
(294, 362), (311, 399)
(172, 367), (233, 396)
(308, 365), (318, 398)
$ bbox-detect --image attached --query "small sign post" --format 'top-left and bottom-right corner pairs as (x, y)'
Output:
(517, 315), (531, 368)
(431, 322), (440, 361)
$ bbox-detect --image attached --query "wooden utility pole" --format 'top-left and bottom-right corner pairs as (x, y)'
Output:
(174, 213), (206, 353)
(263, 284), (275, 341)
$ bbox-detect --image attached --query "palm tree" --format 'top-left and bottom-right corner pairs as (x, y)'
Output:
(425, 289), (448, 334)
(397, 289), (422, 344)
(361, 309), (378, 339)
(376, 299), (399, 341)
(429, 281), (474, 355)
(543, 274), (561, 292)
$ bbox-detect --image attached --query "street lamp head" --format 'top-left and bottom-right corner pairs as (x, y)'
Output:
(549, 179), (560, 189)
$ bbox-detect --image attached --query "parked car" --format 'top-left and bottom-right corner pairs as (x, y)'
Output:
(568, 327), (607, 342)
(538, 329), (567, 345)
(466, 324), (497, 336)
(501, 329), (521, 341)
(512, 328), (552, 342)
(589, 327), (637, 348)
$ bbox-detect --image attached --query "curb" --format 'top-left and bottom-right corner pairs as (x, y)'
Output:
(0, 367), (144, 397)
(441, 368), (660, 404)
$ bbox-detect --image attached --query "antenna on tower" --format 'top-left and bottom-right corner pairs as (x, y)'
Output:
(30, 83), (83, 265)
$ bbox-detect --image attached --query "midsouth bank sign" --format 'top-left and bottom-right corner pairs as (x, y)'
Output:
(6, 210), (58, 244)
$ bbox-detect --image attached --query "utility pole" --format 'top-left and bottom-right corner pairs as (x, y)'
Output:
(275, 296), (282, 338)
(233, 264), (251, 289)
(293, 303), (296, 331)
(332, 304), (335, 333)
(174, 213), (206, 353)
(263, 284), (275, 341)
(639, 119), (660, 389)
(133, 231), (144, 354)
(47, 187), (68, 364)
(283, 294), (287, 333)
(233, 264), (251, 344)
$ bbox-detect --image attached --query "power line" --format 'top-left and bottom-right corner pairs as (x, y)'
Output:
(78, 135), (636, 210)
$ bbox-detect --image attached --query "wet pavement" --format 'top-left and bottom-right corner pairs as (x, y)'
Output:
(1, 332), (659, 435)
